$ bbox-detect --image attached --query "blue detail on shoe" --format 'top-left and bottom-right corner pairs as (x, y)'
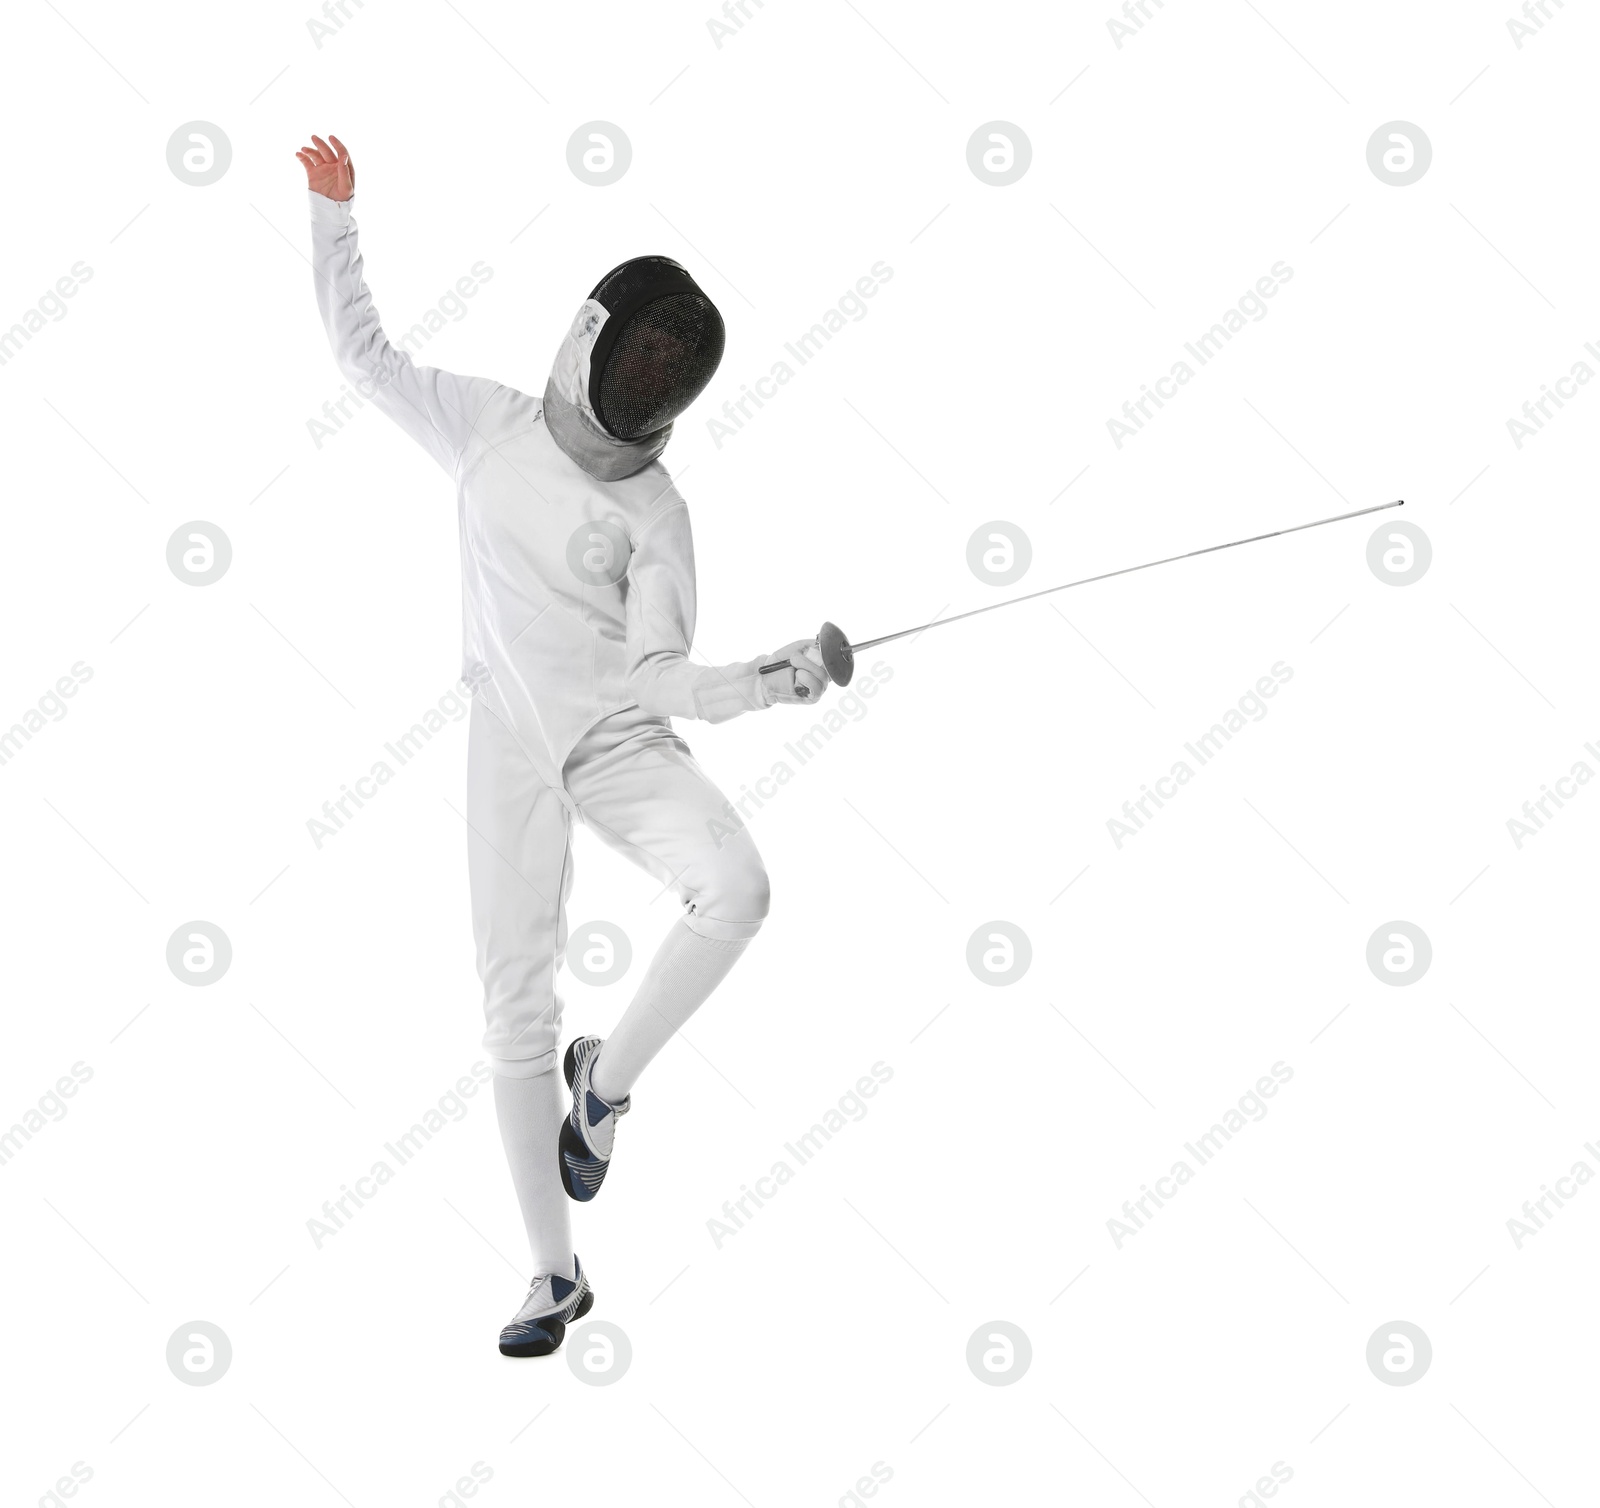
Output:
(560, 1131), (607, 1200)
(559, 1037), (629, 1203)
(498, 1258), (593, 1357)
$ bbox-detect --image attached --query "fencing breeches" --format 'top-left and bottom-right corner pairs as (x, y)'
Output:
(467, 698), (767, 1269)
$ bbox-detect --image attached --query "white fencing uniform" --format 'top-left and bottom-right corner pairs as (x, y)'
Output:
(466, 698), (767, 1078)
(307, 192), (774, 1083)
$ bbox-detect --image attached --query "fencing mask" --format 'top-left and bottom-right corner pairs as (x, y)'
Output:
(544, 256), (726, 481)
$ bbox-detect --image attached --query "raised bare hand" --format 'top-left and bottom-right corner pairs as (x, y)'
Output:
(295, 134), (355, 201)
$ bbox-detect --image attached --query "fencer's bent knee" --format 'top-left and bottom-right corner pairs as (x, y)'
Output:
(711, 849), (770, 923)
(687, 846), (770, 939)
(729, 854), (771, 925)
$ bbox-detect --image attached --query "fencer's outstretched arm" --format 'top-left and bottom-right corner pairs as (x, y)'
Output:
(625, 502), (822, 720)
(298, 134), (498, 475)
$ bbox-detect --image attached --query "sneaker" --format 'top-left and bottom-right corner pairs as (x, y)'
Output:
(558, 1036), (629, 1202)
(498, 1257), (594, 1358)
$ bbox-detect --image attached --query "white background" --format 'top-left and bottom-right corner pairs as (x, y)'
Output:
(3, 1), (1597, 1504)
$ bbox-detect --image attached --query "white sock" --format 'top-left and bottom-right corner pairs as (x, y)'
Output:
(492, 1070), (574, 1280)
(588, 921), (751, 1103)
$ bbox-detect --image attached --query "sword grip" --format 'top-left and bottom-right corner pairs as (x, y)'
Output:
(758, 623), (855, 688)
(758, 657), (814, 699)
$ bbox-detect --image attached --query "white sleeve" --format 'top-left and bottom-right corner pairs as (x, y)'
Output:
(307, 192), (499, 475)
(624, 502), (770, 723)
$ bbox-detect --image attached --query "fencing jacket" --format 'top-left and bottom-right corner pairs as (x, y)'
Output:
(307, 191), (768, 788)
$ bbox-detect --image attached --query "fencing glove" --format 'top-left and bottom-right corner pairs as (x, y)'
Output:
(760, 640), (828, 705)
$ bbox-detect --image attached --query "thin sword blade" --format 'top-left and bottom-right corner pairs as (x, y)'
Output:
(851, 499), (1404, 652)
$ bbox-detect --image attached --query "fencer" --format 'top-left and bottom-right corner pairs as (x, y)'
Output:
(297, 134), (827, 1357)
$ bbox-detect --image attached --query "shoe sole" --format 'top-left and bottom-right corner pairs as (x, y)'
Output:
(498, 1287), (595, 1358)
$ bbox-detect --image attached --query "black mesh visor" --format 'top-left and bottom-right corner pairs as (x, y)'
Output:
(595, 293), (726, 440)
